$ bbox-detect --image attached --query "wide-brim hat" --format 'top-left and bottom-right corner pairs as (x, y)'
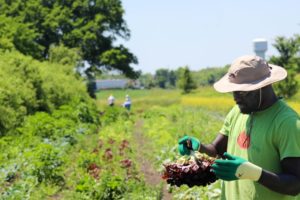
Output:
(213, 55), (287, 93)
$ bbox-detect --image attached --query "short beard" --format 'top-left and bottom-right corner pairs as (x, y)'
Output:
(238, 105), (253, 114)
(237, 100), (260, 114)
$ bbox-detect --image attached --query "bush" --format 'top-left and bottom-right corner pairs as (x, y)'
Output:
(26, 143), (64, 185)
(0, 50), (97, 136)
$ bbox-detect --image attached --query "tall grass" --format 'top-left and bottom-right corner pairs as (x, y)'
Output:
(181, 96), (234, 113)
(96, 87), (300, 114)
(286, 101), (300, 113)
(96, 89), (181, 111)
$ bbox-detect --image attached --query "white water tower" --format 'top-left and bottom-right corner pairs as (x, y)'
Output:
(253, 38), (268, 59)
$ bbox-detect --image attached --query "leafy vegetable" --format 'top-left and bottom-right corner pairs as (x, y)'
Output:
(162, 152), (217, 187)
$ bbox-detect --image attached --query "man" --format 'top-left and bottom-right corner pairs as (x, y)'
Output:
(107, 94), (115, 106)
(123, 94), (131, 111)
(178, 55), (300, 200)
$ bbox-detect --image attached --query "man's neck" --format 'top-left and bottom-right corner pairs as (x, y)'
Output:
(259, 90), (278, 111)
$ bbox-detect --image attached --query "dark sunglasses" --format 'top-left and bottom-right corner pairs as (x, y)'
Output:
(233, 91), (251, 97)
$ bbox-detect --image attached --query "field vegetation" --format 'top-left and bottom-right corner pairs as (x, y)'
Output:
(0, 1), (300, 199)
(2, 72), (300, 199)
(93, 87), (300, 199)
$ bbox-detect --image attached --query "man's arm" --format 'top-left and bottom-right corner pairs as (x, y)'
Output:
(258, 157), (300, 196)
(212, 154), (300, 196)
(200, 133), (228, 158)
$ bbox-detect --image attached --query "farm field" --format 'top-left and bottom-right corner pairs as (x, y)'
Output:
(2, 86), (300, 199)
(96, 87), (230, 199)
(0, 1), (299, 199)
(95, 86), (300, 199)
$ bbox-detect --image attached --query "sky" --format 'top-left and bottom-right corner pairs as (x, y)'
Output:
(119, 0), (300, 74)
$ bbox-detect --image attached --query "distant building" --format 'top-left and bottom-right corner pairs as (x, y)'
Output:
(253, 38), (268, 59)
(95, 79), (140, 90)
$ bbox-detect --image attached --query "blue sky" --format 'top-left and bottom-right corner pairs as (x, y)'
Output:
(120, 0), (300, 74)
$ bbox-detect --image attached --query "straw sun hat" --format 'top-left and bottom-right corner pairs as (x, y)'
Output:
(213, 55), (287, 93)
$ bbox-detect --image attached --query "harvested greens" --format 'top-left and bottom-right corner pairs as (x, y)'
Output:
(162, 152), (217, 187)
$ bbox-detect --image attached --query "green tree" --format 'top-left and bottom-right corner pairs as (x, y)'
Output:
(177, 66), (197, 94)
(154, 68), (169, 88)
(0, 0), (138, 78)
(154, 68), (178, 88)
(0, 50), (95, 135)
(48, 44), (82, 69)
(269, 35), (300, 98)
(168, 70), (177, 87)
(0, 15), (43, 54)
(139, 73), (155, 89)
(193, 65), (229, 86)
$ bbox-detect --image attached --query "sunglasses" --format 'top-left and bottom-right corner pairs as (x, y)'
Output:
(233, 91), (251, 97)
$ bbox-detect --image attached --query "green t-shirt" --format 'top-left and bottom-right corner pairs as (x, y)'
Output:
(219, 99), (300, 200)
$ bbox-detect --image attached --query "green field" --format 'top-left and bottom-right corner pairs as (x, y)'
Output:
(2, 86), (300, 199)
(1, 1), (299, 199)
(94, 86), (300, 199)
(96, 87), (229, 199)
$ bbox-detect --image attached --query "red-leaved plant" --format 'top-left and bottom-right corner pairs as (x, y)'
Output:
(162, 152), (217, 187)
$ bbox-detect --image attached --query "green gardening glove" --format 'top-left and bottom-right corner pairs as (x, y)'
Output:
(178, 136), (200, 155)
(212, 152), (262, 181)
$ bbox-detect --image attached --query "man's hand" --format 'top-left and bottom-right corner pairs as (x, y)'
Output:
(178, 136), (200, 155)
(212, 152), (262, 181)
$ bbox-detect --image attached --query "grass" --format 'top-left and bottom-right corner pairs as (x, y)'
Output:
(96, 89), (181, 111)
(95, 86), (300, 113)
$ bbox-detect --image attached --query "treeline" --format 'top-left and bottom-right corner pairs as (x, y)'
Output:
(138, 34), (300, 98)
(138, 65), (229, 89)
(0, 0), (138, 136)
(0, 0), (140, 98)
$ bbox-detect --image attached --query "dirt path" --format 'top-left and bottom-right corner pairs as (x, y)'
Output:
(134, 120), (172, 200)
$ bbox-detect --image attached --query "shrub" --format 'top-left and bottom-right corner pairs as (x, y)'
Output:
(0, 50), (97, 136)
(26, 143), (64, 185)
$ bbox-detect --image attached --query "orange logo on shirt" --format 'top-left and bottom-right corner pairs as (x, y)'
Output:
(237, 131), (250, 149)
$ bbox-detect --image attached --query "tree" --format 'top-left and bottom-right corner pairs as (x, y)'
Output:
(0, 15), (43, 55)
(154, 68), (169, 88)
(139, 73), (155, 89)
(193, 65), (229, 86)
(177, 66), (197, 94)
(168, 70), (177, 87)
(269, 35), (300, 98)
(48, 44), (82, 69)
(0, 0), (139, 78)
(153, 68), (178, 88)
